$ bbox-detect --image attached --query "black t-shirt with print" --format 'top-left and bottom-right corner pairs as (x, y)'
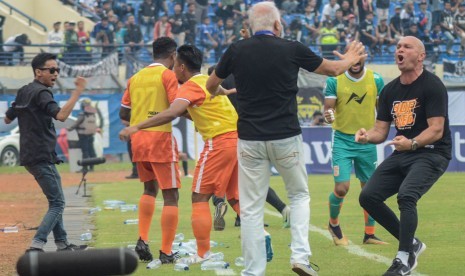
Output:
(215, 35), (323, 141)
(377, 70), (452, 159)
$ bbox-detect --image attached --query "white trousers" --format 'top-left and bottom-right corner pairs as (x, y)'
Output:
(238, 134), (311, 276)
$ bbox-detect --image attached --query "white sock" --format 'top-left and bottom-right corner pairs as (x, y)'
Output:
(412, 238), (418, 245)
(396, 251), (410, 266)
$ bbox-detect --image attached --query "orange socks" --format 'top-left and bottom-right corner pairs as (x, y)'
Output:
(191, 202), (212, 257)
(364, 209), (376, 235)
(138, 194), (155, 241)
(161, 206), (178, 254)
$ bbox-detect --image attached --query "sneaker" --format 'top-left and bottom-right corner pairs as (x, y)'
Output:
(185, 174), (193, 178)
(125, 174), (139, 179)
(177, 251), (211, 265)
(383, 258), (410, 276)
(25, 247), (44, 253)
(135, 238), (153, 262)
(408, 238), (426, 271)
(281, 206), (291, 228)
(363, 233), (389, 245)
(327, 224), (348, 246)
(57, 244), (88, 251)
(291, 263), (319, 276)
(214, 202), (228, 231)
(159, 250), (181, 264)
(234, 214), (241, 227)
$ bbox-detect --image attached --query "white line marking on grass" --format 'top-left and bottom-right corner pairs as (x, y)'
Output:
(264, 208), (427, 276)
(215, 268), (237, 275)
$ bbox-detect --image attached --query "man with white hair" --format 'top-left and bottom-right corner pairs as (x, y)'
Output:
(206, 2), (365, 275)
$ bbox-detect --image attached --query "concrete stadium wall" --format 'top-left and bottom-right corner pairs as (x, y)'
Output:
(2, 0), (95, 43)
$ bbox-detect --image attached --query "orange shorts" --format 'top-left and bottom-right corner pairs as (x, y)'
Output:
(192, 132), (238, 201)
(137, 161), (181, 190)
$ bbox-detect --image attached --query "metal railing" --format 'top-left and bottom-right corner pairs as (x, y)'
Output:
(0, 42), (462, 67)
(0, 43), (152, 66)
(0, 0), (47, 32)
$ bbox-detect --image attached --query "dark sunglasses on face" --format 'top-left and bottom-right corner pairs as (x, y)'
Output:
(38, 67), (61, 74)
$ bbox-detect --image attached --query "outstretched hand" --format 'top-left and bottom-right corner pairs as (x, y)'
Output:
(333, 41), (367, 65)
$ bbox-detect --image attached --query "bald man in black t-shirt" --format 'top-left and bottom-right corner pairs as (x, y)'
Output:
(356, 36), (451, 276)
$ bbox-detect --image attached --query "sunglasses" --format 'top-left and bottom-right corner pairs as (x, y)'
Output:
(38, 67), (61, 74)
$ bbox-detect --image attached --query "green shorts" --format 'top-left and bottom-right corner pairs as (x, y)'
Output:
(331, 131), (377, 183)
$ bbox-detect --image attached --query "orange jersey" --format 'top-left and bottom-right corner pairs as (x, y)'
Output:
(121, 63), (179, 162)
(175, 74), (237, 140)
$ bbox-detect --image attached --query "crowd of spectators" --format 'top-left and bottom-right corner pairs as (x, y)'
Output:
(2, 0), (464, 65)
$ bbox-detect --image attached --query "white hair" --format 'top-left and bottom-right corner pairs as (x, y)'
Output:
(248, 2), (280, 33)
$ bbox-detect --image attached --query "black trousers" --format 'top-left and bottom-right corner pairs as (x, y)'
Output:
(359, 150), (449, 252)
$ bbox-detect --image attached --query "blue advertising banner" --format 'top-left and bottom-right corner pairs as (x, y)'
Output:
(302, 126), (465, 173)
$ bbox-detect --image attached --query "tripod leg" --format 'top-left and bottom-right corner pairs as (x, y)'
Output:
(76, 170), (89, 196)
(83, 179), (87, 197)
(76, 178), (84, 195)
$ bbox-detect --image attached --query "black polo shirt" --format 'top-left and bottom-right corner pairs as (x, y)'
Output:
(215, 34), (323, 141)
(5, 80), (62, 166)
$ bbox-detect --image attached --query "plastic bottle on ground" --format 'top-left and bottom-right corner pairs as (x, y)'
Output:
(209, 252), (224, 261)
(120, 204), (137, 212)
(200, 260), (230, 270)
(174, 233), (185, 242)
(80, 232), (92, 241)
(147, 259), (162, 269)
(88, 206), (101, 214)
(123, 219), (139, 225)
(174, 262), (189, 271)
(172, 242), (182, 250)
(234, 256), (245, 267)
(103, 200), (126, 206)
(3, 226), (18, 233)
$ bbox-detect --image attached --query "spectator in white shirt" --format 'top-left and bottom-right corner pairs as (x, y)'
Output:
(47, 21), (64, 55)
(322, 0), (341, 22)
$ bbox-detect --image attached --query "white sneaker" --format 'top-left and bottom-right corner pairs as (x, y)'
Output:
(292, 263), (319, 276)
(281, 206), (290, 228)
(177, 251), (212, 265)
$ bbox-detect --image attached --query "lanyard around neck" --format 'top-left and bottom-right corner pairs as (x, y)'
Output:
(254, 30), (275, 36)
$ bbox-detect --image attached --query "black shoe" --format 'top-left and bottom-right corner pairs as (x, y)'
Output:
(125, 174), (139, 179)
(57, 244), (88, 251)
(25, 247), (44, 253)
(409, 238), (426, 271)
(159, 250), (180, 264)
(383, 258), (411, 276)
(234, 215), (241, 227)
(213, 202), (228, 231)
(135, 238), (153, 261)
